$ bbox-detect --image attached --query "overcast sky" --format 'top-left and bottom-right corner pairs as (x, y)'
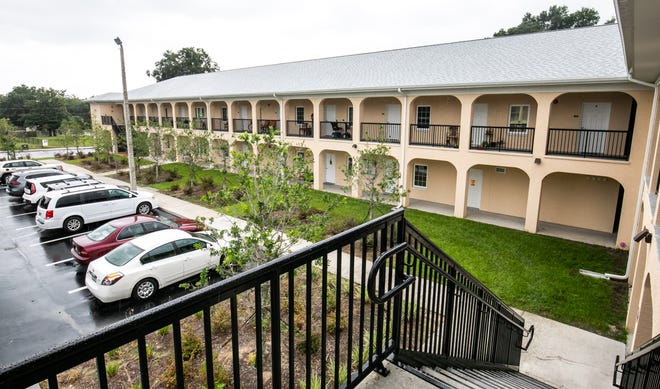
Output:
(0, 0), (616, 99)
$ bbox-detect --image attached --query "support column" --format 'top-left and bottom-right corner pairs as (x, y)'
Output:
(250, 99), (258, 134)
(312, 98), (321, 140)
(186, 101), (193, 130)
(157, 103), (163, 127)
(524, 176), (543, 233)
(227, 101), (235, 134)
(456, 95), (479, 152)
(313, 150), (322, 190)
(530, 93), (557, 160)
(454, 165), (468, 218)
(205, 101), (211, 132)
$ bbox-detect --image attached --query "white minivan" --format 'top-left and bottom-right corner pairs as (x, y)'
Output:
(23, 174), (96, 205)
(35, 184), (158, 233)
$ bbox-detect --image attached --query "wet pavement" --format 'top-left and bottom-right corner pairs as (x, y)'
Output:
(0, 187), (215, 369)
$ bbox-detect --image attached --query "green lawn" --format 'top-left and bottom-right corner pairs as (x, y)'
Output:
(128, 162), (629, 341)
(19, 135), (94, 149)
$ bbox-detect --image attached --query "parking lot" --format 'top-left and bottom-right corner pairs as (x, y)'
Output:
(0, 186), (209, 368)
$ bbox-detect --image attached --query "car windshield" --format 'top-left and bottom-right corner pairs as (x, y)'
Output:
(105, 242), (143, 266)
(189, 231), (216, 243)
(87, 223), (119, 242)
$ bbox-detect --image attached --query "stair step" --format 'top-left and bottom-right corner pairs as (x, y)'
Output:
(427, 367), (555, 389)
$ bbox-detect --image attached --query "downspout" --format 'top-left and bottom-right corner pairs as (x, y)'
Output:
(581, 76), (659, 280)
(398, 88), (407, 208)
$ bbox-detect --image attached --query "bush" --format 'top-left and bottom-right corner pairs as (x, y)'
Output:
(183, 186), (194, 196)
(199, 176), (215, 191)
(170, 183), (180, 192)
(181, 327), (202, 361)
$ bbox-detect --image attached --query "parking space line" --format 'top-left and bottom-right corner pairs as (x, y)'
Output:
(16, 231), (39, 239)
(5, 211), (36, 218)
(68, 286), (88, 294)
(46, 257), (75, 267)
(30, 231), (87, 246)
(16, 225), (37, 231)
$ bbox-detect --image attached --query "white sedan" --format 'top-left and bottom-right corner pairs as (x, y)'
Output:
(85, 229), (224, 303)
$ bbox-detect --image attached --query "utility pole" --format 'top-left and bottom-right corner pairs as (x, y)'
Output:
(115, 37), (137, 190)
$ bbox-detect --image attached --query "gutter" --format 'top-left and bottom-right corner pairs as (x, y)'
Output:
(581, 76), (659, 281)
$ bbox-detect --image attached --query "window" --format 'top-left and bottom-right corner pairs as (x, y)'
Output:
(413, 165), (428, 188)
(56, 194), (82, 208)
(508, 105), (529, 132)
(82, 190), (109, 204)
(296, 107), (305, 123)
(221, 107), (228, 121)
(108, 189), (130, 200)
(117, 224), (146, 240)
(175, 238), (206, 254)
(142, 242), (177, 263)
(416, 106), (431, 129)
(143, 221), (170, 233)
(195, 107), (205, 118)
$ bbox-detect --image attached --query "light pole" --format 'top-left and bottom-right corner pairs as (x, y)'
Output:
(115, 37), (137, 191)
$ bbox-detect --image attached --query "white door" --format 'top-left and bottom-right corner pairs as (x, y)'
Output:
(579, 103), (611, 154)
(325, 153), (336, 184)
(324, 104), (336, 135)
(143, 243), (183, 286)
(467, 169), (483, 209)
(240, 105), (249, 131)
(471, 104), (488, 146)
(385, 104), (401, 141)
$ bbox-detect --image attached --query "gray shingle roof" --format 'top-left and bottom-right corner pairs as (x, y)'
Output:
(90, 24), (628, 102)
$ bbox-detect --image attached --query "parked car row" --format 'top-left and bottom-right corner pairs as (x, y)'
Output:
(1, 159), (62, 184)
(3, 158), (224, 304)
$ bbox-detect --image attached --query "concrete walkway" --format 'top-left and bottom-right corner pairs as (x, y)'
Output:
(57, 162), (625, 388)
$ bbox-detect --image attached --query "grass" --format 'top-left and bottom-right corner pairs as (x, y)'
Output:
(94, 160), (629, 340)
(19, 135), (94, 149)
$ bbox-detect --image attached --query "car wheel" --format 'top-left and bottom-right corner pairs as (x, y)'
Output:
(63, 216), (84, 233)
(136, 202), (152, 215)
(132, 278), (158, 301)
(1, 173), (10, 185)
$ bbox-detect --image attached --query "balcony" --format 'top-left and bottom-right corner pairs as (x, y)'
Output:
(161, 116), (173, 127)
(409, 124), (459, 148)
(192, 118), (207, 130)
(257, 119), (280, 134)
(286, 120), (313, 138)
(546, 128), (631, 160)
(211, 118), (228, 132)
(176, 117), (190, 129)
(0, 210), (531, 388)
(148, 116), (158, 126)
(320, 121), (352, 140)
(470, 126), (535, 153)
(360, 122), (400, 143)
(232, 118), (252, 133)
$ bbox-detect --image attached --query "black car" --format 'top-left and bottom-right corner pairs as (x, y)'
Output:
(5, 169), (68, 197)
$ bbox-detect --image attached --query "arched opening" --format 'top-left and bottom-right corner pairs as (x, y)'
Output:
(285, 99), (314, 138)
(210, 101), (229, 132)
(160, 103), (174, 127)
(320, 98), (353, 140)
(231, 101), (252, 133)
(174, 102), (189, 129)
(407, 158), (456, 216)
(256, 99), (281, 134)
(470, 94), (537, 153)
(319, 150), (351, 190)
(633, 275), (654, 348)
(409, 96), (461, 148)
(359, 97), (402, 144)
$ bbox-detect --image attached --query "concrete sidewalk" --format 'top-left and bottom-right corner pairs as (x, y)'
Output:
(57, 161), (625, 388)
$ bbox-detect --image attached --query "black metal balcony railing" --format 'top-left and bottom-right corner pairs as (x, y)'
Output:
(409, 123), (459, 148)
(360, 123), (401, 144)
(613, 334), (660, 388)
(176, 117), (190, 128)
(148, 116), (159, 126)
(546, 128), (631, 160)
(192, 118), (207, 130)
(161, 116), (173, 127)
(129, 115), (135, 123)
(286, 120), (313, 137)
(211, 118), (229, 132)
(136, 115), (146, 124)
(232, 118), (252, 133)
(0, 210), (530, 389)
(470, 126), (535, 153)
(257, 119), (281, 134)
(320, 121), (352, 140)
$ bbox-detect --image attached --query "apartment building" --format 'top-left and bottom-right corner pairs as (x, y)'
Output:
(89, 18), (658, 353)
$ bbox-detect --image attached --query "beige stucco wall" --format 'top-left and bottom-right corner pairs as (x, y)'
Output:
(360, 97), (402, 122)
(548, 92), (634, 130)
(408, 159), (457, 205)
(321, 99), (352, 122)
(476, 165), (529, 218)
(257, 100), (279, 120)
(210, 101), (228, 118)
(539, 172), (621, 232)
(473, 94), (538, 127)
(286, 99), (313, 121)
(409, 96), (461, 124)
(232, 101), (253, 119)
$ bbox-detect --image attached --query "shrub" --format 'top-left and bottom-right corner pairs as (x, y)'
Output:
(199, 176), (215, 191)
(183, 186), (194, 196)
(170, 183), (180, 192)
(181, 327), (202, 361)
(211, 304), (231, 335)
(106, 361), (120, 378)
(296, 331), (321, 355)
(157, 325), (171, 336)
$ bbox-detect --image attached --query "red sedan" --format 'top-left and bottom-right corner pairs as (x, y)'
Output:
(71, 215), (202, 265)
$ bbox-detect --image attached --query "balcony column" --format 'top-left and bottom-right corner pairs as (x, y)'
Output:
(456, 95), (479, 152)
(227, 100), (235, 134)
(530, 93), (557, 159)
(524, 175), (543, 233)
(312, 149), (322, 190)
(348, 97), (365, 198)
(187, 101), (193, 129)
(156, 103), (163, 127)
(312, 98), (321, 140)
(453, 165), (469, 218)
(399, 94), (409, 207)
(205, 101), (211, 132)
(250, 99), (258, 134)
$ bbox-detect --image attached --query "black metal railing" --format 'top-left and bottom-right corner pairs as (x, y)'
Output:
(409, 124), (459, 148)
(136, 115), (146, 123)
(100, 115), (113, 125)
(148, 116), (159, 126)
(470, 126), (534, 153)
(176, 117), (190, 128)
(360, 123), (401, 143)
(0, 210), (529, 388)
(211, 118), (228, 132)
(613, 334), (660, 388)
(161, 116), (173, 127)
(257, 119), (281, 134)
(546, 128), (631, 160)
(286, 120), (313, 137)
(320, 121), (352, 140)
(192, 118), (207, 130)
(232, 118), (252, 133)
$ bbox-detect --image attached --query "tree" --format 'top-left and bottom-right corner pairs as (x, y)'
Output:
(343, 143), (407, 221)
(58, 116), (85, 154)
(132, 129), (150, 180)
(204, 133), (336, 271)
(146, 127), (169, 181)
(214, 139), (230, 189)
(493, 5), (601, 36)
(0, 85), (69, 135)
(146, 47), (219, 82)
(91, 123), (113, 164)
(0, 118), (18, 160)
(176, 129), (211, 188)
